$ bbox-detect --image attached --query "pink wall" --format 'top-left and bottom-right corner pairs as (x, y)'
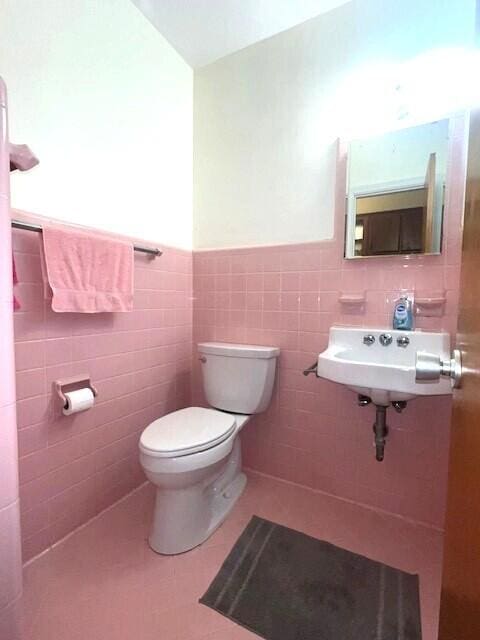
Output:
(0, 79), (23, 640)
(192, 116), (466, 529)
(13, 212), (192, 562)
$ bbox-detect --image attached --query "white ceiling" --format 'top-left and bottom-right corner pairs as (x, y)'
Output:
(131, 0), (352, 68)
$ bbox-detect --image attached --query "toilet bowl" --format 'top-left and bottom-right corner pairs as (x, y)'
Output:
(139, 342), (279, 555)
(140, 407), (249, 554)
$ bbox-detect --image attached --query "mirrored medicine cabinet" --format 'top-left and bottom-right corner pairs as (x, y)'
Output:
(344, 118), (449, 259)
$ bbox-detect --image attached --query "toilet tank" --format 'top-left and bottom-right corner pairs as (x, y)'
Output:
(198, 342), (280, 414)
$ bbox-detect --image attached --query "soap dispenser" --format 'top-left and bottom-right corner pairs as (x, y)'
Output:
(393, 295), (414, 330)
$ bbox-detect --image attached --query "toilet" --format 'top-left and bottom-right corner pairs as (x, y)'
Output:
(139, 342), (280, 555)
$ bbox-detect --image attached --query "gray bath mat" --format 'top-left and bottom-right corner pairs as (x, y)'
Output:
(200, 516), (422, 640)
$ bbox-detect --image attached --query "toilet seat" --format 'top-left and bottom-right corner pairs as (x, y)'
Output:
(139, 407), (236, 458)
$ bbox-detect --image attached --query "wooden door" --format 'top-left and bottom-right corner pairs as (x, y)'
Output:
(400, 208), (424, 253)
(423, 152), (436, 252)
(363, 211), (401, 254)
(438, 107), (480, 638)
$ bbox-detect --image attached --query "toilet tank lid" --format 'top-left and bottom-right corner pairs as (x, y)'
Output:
(197, 342), (280, 359)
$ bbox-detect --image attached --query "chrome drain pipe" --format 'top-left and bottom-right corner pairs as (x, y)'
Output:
(357, 395), (408, 462)
(373, 405), (388, 462)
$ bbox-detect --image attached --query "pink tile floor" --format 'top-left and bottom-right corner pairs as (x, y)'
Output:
(22, 471), (443, 640)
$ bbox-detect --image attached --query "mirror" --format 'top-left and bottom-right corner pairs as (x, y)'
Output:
(344, 119), (449, 259)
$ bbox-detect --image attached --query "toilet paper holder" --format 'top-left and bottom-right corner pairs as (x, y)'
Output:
(55, 374), (98, 409)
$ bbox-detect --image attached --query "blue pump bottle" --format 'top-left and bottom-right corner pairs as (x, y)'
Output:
(393, 296), (413, 330)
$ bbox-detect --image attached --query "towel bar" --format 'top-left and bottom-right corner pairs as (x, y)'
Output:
(11, 219), (162, 257)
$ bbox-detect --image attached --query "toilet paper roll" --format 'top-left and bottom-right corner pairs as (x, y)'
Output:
(63, 388), (95, 416)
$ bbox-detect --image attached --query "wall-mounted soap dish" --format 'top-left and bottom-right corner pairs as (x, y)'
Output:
(414, 292), (446, 317)
(338, 292), (366, 306)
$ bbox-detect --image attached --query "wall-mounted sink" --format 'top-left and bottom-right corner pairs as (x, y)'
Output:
(316, 326), (453, 406)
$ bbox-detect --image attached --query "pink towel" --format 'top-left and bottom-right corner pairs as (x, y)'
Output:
(9, 143), (39, 172)
(12, 255), (20, 310)
(39, 225), (133, 313)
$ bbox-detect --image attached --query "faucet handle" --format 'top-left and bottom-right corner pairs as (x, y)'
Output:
(363, 334), (375, 346)
(397, 335), (410, 348)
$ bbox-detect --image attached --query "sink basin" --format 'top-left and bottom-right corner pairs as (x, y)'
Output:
(317, 326), (452, 405)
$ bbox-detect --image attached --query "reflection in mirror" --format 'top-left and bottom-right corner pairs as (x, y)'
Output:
(345, 119), (449, 259)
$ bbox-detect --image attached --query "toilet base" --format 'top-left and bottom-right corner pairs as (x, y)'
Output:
(203, 470), (247, 541)
(147, 438), (247, 555)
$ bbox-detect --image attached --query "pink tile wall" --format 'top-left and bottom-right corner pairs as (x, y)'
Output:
(192, 116), (467, 528)
(13, 213), (193, 562)
(0, 77), (23, 640)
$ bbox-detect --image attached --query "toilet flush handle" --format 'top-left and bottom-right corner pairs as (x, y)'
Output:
(199, 356), (207, 363)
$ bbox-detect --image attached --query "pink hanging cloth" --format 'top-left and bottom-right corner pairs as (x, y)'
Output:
(12, 255), (20, 310)
(39, 225), (134, 313)
(9, 143), (39, 172)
